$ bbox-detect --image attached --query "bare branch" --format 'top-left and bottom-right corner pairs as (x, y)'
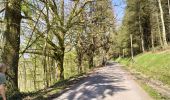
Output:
(66, 0), (94, 29)
(66, 0), (80, 28)
(19, 6), (45, 58)
(48, 0), (62, 25)
(23, 50), (54, 58)
(0, 8), (5, 13)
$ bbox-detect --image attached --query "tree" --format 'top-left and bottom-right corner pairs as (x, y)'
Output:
(85, 0), (115, 68)
(23, 0), (94, 80)
(1, 0), (22, 97)
(157, 0), (168, 47)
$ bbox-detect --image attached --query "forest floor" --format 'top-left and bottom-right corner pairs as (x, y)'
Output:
(49, 62), (152, 100)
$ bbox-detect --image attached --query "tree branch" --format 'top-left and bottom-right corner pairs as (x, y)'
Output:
(19, 6), (45, 58)
(48, 0), (62, 25)
(23, 50), (54, 58)
(0, 8), (5, 14)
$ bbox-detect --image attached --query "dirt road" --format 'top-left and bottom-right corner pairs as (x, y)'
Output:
(53, 62), (152, 100)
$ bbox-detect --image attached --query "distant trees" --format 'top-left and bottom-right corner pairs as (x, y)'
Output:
(115, 0), (170, 57)
(86, 0), (115, 67)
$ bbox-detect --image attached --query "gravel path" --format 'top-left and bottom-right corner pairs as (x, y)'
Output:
(53, 62), (153, 100)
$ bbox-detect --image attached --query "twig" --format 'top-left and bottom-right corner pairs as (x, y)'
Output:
(19, 6), (45, 58)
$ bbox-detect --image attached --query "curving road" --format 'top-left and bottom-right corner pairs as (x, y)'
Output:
(53, 62), (153, 100)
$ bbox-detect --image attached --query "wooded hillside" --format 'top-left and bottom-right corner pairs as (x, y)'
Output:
(114, 0), (170, 57)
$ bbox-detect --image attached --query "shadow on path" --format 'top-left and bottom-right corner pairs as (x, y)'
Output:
(47, 62), (128, 100)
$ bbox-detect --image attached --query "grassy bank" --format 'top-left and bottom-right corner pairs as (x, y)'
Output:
(116, 51), (170, 86)
(116, 51), (170, 99)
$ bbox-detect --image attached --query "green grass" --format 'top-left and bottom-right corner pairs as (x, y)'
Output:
(140, 82), (166, 100)
(116, 51), (170, 99)
(117, 51), (170, 86)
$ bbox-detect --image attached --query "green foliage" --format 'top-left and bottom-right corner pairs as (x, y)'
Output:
(21, 4), (30, 15)
(18, 50), (91, 92)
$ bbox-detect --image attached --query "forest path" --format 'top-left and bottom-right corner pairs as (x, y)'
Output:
(53, 62), (152, 100)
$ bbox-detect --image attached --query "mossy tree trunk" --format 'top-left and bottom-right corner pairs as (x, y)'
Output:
(54, 45), (65, 80)
(88, 54), (94, 69)
(56, 0), (65, 81)
(88, 44), (94, 69)
(77, 52), (83, 74)
(2, 0), (22, 97)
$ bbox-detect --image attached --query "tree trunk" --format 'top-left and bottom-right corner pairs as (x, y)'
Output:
(158, 0), (168, 47)
(54, 34), (65, 80)
(50, 58), (54, 84)
(42, 30), (49, 87)
(88, 53), (94, 69)
(122, 49), (125, 58)
(138, 0), (145, 52)
(166, 0), (170, 42)
(168, 0), (170, 15)
(151, 32), (155, 50)
(102, 50), (107, 66)
(141, 34), (145, 52)
(1, 0), (21, 97)
(57, 50), (65, 80)
(102, 57), (107, 66)
(56, 0), (65, 81)
(33, 56), (37, 90)
(43, 46), (48, 87)
(130, 34), (134, 61)
(139, 15), (145, 52)
(156, 13), (163, 47)
(23, 61), (27, 91)
(77, 53), (83, 74)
